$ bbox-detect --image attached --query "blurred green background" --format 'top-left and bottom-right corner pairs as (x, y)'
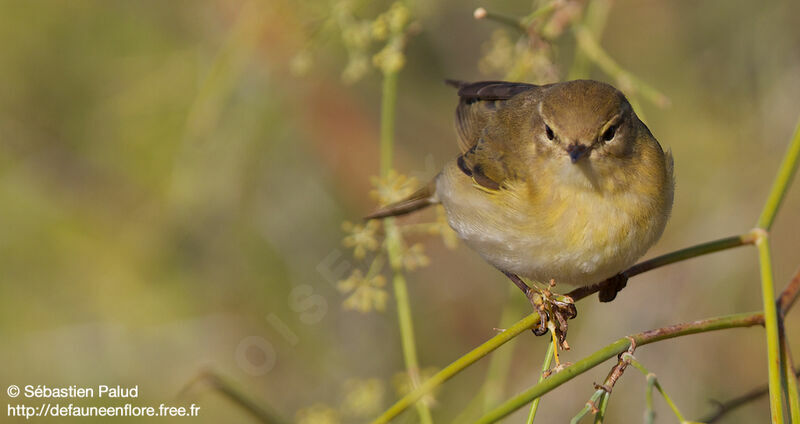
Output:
(2, 0), (800, 422)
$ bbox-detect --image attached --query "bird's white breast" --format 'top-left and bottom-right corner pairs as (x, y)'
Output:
(436, 160), (670, 287)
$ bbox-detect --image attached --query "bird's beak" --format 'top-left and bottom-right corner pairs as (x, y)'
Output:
(566, 143), (589, 163)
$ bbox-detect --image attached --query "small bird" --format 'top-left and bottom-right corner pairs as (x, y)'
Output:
(367, 80), (674, 359)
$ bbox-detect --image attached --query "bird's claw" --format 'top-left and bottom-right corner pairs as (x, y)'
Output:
(525, 281), (577, 357)
(533, 307), (549, 336)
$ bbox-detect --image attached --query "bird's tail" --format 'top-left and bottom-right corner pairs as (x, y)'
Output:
(365, 179), (438, 220)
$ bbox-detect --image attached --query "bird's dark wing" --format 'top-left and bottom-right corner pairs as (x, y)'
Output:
(446, 80), (540, 191)
(447, 80), (538, 102)
(447, 80), (538, 154)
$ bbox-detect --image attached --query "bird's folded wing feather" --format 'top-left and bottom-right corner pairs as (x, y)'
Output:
(446, 80), (540, 191)
(364, 80), (542, 220)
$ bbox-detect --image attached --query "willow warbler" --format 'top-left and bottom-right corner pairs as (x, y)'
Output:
(368, 80), (674, 353)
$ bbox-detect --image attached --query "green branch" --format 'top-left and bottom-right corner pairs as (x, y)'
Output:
(757, 119), (800, 230)
(378, 28), (432, 422)
(780, 332), (800, 423)
(568, 232), (758, 302)
(386, 214), (432, 424)
(370, 234), (783, 423)
(624, 355), (690, 423)
(475, 312), (764, 423)
(380, 70), (399, 178)
(568, 0), (612, 80)
(570, 389), (605, 424)
(473, 7), (528, 33)
(697, 267), (800, 423)
(482, 287), (525, 412)
(521, 2), (560, 28)
(573, 24), (670, 108)
(370, 313), (542, 424)
(485, 258), (800, 424)
(753, 113), (800, 423)
(526, 342), (555, 424)
(644, 370), (656, 424)
(624, 233), (758, 279)
(182, 371), (288, 424)
(698, 367), (800, 423)
(390, 267), (433, 423)
(593, 391), (610, 424)
(572, 339), (634, 424)
(756, 234), (785, 423)
(780, 267), (800, 422)
(777, 267), (800, 316)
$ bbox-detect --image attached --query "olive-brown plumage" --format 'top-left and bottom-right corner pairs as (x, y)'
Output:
(367, 79), (674, 348)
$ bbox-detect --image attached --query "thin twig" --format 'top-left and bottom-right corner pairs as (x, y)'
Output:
(644, 368), (656, 424)
(447, 294), (529, 424)
(483, 287), (526, 414)
(180, 370), (288, 424)
(625, 355), (688, 423)
(598, 338), (637, 393)
(573, 24), (670, 108)
(370, 313), (542, 424)
(372, 266), (800, 424)
(526, 342), (555, 423)
(757, 119), (800, 230)
(378, 13), (433, 422)
(473, 7), (528, 33)
(777, 267), (800, 316)
(568, 232), (758, 302)
(570, 390), (605, 424)
(474, 312), (765, 423)
(571, 339), (635, 423)
(755, 233), (785, 423)
(693, 267), (800, 423)
(521, 1), (561, 28)
(699, 367), (800, 423)
(382, 117), (434, 424)
(754, 109), (800, 423)
(379, 70), (398, 178)
(781, 334), (800, 423)
(593, 390), (610, 424)
(568, 0), (612, 80)
(778, 269), (800, 423)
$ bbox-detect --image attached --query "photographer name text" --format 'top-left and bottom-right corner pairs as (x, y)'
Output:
(23, 385), (138, 399)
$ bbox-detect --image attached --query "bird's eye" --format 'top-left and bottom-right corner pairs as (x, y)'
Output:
(545, 125), (555, 141)
(602, 125), (617, 141)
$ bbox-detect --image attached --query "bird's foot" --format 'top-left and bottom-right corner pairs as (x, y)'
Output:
(526, 279), (577, 365)
(598, 273), (629, 302)
(502, 272), (578, 366)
